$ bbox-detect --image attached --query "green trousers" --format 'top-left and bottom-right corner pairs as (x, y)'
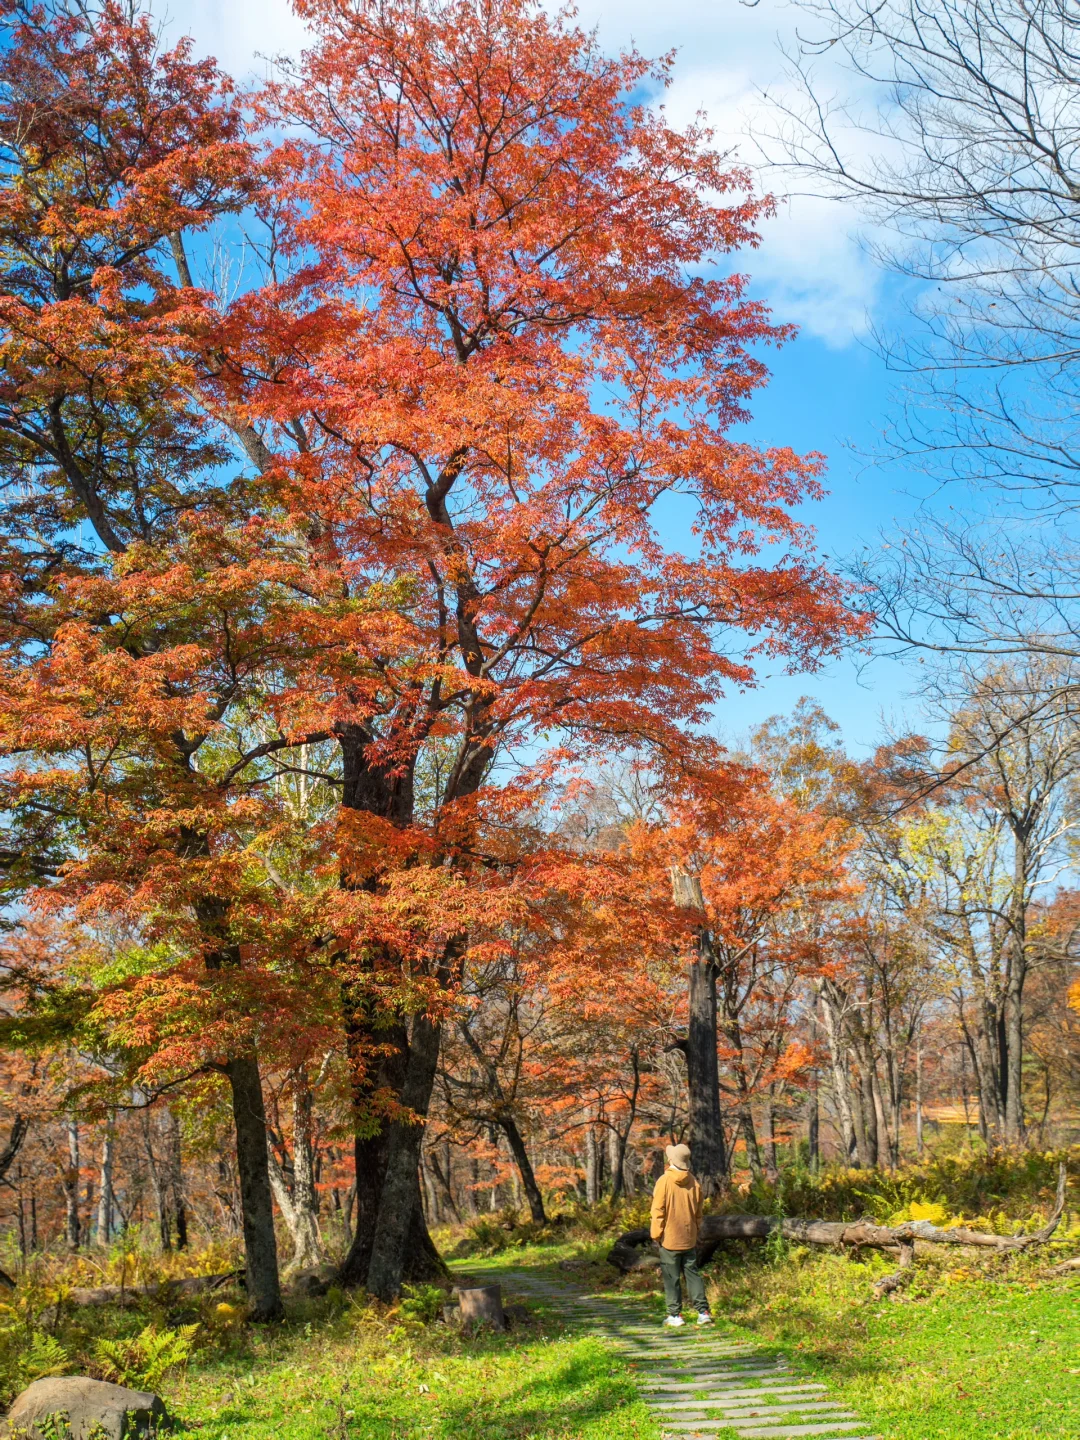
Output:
(658, 1244), (708, 1315)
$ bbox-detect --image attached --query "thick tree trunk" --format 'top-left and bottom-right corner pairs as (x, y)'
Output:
(853, 1038), (879, 1167)
(420, 1154), (440, 1225)
(267, 1149), (324, 1273)
(224, 1055), (284, 1322)
(817, 984), (857, 1162)
(267, 1070), (325, 1274)
(672, 870), (727, 1193)
(334, 731), (449, 1296)
(686, 953), (726, 1190)
(165, 1109), (188, 1250)
(871, 1064), (889, 1168)
(405, 1168), (447, 1280)
(196, 887), (281, 1305)
(338, 1004), (407, 1290)
(500, 1115), (546, 1223)
(367, 1011), (444, 1301)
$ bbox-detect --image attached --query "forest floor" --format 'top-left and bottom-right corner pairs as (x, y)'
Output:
(4, 1151), (1079, 1440)
(14, 1230), (1069, 1440)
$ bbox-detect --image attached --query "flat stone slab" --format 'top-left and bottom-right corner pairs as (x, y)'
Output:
(650, 1401), (855, 1416)
(663, 1423), (868, 1438)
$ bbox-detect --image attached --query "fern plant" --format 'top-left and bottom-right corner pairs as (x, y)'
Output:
(18, 1332), (71, 1386)
(93, 1323), (198, 1390)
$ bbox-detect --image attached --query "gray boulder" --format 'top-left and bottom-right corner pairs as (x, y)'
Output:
(5, 1376), (170, 1438)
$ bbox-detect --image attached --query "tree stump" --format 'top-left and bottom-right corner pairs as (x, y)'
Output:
(457, 1284), (506, 1331)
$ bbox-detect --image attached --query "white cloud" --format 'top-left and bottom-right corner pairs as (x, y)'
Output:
(158, 0), (882, 344)
(156, 0), (307, 81)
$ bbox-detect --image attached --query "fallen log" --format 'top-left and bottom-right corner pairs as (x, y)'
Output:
(609, 1162), (1070, 1295)
(64, 1271), (242, 1307)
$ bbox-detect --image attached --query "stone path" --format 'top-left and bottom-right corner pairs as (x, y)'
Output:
(451, 1262), (881, 1440)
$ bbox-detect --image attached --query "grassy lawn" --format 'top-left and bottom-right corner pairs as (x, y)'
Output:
(701, 1247), (1080, 1440)
(160, 1288), (657, 1440)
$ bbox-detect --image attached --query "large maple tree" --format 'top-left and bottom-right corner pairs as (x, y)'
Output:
(183, 0), (860, 1296)
(0, 0), (863, 1305)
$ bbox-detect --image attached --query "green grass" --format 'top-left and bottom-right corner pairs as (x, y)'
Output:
(701, 1245), (1080, 1440)
(8, 1158), (1078, 1440)
(162, 1290), (658, 1440)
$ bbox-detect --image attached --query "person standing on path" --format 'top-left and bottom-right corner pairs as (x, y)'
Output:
(650, 1142), (713, 1328)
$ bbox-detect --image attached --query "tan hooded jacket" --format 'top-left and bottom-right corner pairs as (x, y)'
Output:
(650, 1166), (703, 1251)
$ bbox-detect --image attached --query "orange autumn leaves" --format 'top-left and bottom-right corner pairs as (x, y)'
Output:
(0, 0), (863, 1115)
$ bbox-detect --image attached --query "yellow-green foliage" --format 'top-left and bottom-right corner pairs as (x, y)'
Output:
(722, 1146), (1078, 1230)
(93, 1322), (199, 1390)
(0, 1270), (73, 1405)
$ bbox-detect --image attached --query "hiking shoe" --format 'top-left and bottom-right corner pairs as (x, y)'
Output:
(697, 1312), (714, 1326)
(663, 1314), (685, 1327)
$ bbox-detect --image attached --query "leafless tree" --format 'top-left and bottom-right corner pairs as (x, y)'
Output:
(768, 0), (1080, 677)
(772, 0), (1080, 492)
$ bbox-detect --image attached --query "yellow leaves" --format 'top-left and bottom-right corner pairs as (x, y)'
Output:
(909, 1201), (951, 1226)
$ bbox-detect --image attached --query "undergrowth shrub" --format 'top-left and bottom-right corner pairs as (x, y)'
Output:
(92, 1322), (199, 1390)
(398, 1284), (446, 1325)
(722, 1146), (1078, 1226)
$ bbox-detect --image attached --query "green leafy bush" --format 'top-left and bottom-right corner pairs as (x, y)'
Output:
(722, 1146), (1077, 1227)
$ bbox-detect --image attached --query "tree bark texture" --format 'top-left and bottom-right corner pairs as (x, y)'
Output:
(63, 1117), (80, 1250)
(366, 1010), (446, 1301)
(96, 1115), (115, 1247)
(165, 1108), (188, 1250)
(224, 1054), (284, 1322)
(267, 1069), (325, 1274)
(500, 1114), (546, 1224)
(671, 870), (727, 1192)
(1004, 824), (1030, 1142)
(584, 1125), (601, 1206)
(610, 1048), (640, 1203)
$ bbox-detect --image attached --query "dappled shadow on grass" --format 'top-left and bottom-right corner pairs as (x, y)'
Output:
(417, 1347), (648, 1440)
(168, 1301), (656, 1440)
(348, 1339), (649, 1439)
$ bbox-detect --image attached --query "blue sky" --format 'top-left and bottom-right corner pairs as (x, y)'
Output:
(165, 0), (943, 755)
